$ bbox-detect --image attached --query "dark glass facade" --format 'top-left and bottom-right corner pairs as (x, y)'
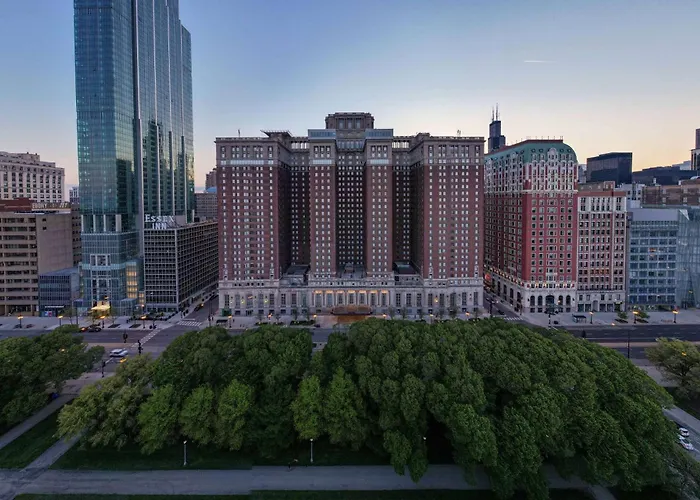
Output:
(74, 0), (194, 314)
(585, 152), (632, 186)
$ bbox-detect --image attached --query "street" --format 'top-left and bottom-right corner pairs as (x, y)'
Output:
(565, 324), (700, 342)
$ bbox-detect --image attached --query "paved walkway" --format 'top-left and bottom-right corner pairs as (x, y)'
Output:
(2, 464), (608, 498)
(0, 395), (74, 451)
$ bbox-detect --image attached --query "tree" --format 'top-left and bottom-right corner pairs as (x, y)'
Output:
(292, 309), (299, 322)
(137, 384), (179, 454)
(436, 308), (445, 321)
(637, 309), (649, 320)
(387, 306), (395, 319)
(180, 386), (217, 446)
(57, 355), (154, 449)
(215, 379), (253, 451)
(274, 312), (281, 322)
(323, 367), (367, 450)
(400, 307), (408, 320)
(617, 311), (628, 321)
(257, 311), (264, 323)
(646, 338), (700, 398)
(153, 327), (235, 392)
(448, 307), (457, 320)
(473, 306), (480, 319)
(0, 327), (103, 428)
(291, 375), (323, 440)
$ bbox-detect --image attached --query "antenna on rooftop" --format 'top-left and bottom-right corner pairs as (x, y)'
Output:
(495, 103), (500, 121)
(457, 130), (461, 137)
(238, 129), (241, 138)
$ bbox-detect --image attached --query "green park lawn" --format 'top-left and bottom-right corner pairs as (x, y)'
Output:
(0, 410), (61, 469)
(666, 387), (700, 420)
(13, 490), (594, 499)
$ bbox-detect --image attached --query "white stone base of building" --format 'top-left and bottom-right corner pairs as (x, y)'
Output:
(491, 275), (577, 314)
(218, 278), (483, 319)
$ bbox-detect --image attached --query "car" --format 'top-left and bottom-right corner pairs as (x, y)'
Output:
(679, 427), (690, 438)
(87, 325), (102, 332)
(13, 324), (22, 329)
(79, 326), (88, 332)
(679, 436), (694, 451)
(109, 348), (129, 358)
(25, 324), (34, 328)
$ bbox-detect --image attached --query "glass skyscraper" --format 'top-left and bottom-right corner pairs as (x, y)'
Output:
(74, 0), (194, 314)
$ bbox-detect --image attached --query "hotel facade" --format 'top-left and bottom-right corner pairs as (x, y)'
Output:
(216, 112), (485, 317)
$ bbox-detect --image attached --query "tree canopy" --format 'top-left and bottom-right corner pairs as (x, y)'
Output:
(0, 325), (103, 428)
(646, 337), (700, 399)
(57, 320), (695, 499)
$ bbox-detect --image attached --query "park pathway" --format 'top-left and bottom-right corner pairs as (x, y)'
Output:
(0, 464), (621, 499)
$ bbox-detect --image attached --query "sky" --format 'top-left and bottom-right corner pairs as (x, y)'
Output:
(0, 0), (698, 189)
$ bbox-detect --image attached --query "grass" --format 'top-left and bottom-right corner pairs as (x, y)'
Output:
(53, 438), (388, 471)
(15, 496), (248, 500)
(666, 387), (700, 420)
(52, 441), (253, 471)
(0, 409), (61, 469)
(14, 491), (593, 500)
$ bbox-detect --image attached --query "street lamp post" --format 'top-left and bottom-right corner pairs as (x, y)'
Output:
(674, 309), (678, 324)
(627, 329), (631, 359)
(141, 315), (146, 329)
(58, 315), (63, 327)
(18, 314), (23, 328)
(589, 311), (593, 325)
(183, 440), (187, 467)
(310, 438), (314, 464)
(633, 310), (638, 324)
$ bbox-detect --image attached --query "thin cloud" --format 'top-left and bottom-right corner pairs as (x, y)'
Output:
(523, 59), (555, 64)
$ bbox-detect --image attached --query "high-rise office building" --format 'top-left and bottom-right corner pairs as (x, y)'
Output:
(205, 168), (217, 189)
(74, 0), (194, 314)
(576, 181), (627, 312)
(487, 106), (506, 153)
(69, 186), (79, 207)
(0, 152), (64, 202)
(216, 112), (484, 317)
(691, 128), (700, 171)
(485, 139), (579, 314)
(585, 152), (632, 185)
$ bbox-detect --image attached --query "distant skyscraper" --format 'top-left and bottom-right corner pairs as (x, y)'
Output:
(487, 106), (506, 153)
(74, 0), (194, 314)
(692, 128), (700, 171)
(585, 152), (632, 185)
(205, 167), (217, 189)
(69, 186), (79, 207)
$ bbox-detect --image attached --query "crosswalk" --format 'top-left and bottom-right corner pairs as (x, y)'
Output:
(177, 320), (202, 327)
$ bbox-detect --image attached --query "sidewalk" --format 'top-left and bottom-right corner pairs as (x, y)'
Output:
(522, 309), (700, 328)
(0, 395), (74, 451)
(12, 464), (601, 497)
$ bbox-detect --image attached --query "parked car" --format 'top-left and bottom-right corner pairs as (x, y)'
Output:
(87, 325), (102, 332)
(109, 348), (129, 358)
(24, 324), (34, 328)
(679, 436), (694, 451)
(678, 427), (690, 438)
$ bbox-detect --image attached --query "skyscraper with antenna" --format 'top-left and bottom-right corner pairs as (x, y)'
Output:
(488, 104), (506, 153)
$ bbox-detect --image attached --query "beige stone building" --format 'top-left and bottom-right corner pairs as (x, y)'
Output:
(0, 151), (64, 202)
(0, 199), (75, 316)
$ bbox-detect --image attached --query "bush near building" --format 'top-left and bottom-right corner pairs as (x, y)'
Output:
(57, 320), (699, 500)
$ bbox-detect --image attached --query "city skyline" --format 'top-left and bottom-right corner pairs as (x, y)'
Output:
(1, 0), (699, 187)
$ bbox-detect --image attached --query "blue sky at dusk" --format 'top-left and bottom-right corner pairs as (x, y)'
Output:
(0, 0), (698, 187)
